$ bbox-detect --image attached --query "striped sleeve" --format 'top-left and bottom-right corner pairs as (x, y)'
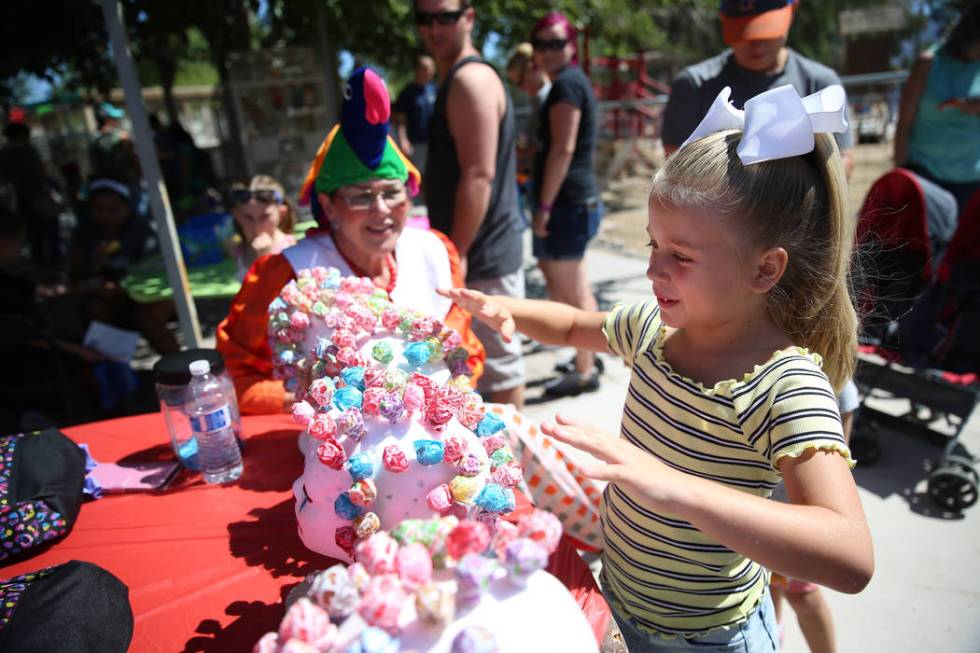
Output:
(602, 300), (660, 363)
(765, 363), (856, 469)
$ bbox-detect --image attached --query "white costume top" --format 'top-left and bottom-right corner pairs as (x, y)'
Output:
(283, 227), (453, 319)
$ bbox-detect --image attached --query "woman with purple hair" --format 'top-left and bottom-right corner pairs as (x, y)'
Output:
(530, 12), (604, 397)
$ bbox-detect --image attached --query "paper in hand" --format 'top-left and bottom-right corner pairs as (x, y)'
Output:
(83, 320), (140, 362)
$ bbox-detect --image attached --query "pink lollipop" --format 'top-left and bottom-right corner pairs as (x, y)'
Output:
(518, 509), (563, 554)
(357, 574), (406, 633)
(396, 542), (434, 589)
(278, 598), (331, 644)
(354, 531), (399, 575)
(291, 400), (315, 426)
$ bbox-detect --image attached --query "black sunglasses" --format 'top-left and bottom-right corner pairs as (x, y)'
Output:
(532, 38), (568, 51)
(415, 9), (465, 26)
(230, 189), (283, 205)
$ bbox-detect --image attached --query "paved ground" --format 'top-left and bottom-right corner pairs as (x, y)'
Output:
(520, 244), (980, 653)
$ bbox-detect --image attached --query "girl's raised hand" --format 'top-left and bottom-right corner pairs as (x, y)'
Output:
(436, 287), (516, 342)
(542, 413), (682, 509)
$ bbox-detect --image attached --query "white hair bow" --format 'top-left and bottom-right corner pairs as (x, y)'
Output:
(681, 84), (849, 165)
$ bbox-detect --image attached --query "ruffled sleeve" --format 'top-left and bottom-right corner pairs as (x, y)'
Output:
(756, 356), (856, 470)
(601, 300), (661, 364)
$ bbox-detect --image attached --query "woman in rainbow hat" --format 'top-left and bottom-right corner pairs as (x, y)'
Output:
(217, 67), (484, 414)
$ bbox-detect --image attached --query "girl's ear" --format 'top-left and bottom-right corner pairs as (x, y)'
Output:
(278, 204), (288, 223)
(750, 246), (788, 294)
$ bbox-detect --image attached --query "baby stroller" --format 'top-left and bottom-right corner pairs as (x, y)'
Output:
(853, 168), (979, 512)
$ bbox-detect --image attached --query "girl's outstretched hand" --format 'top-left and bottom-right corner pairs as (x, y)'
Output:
(542, 413), (681, 509)
(436, 287), (516, 343)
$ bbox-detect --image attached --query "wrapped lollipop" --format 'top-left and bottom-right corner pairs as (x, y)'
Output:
(455, 553), (497, 604)
(451, 626), (499, 653)
(277, 598), (336, 647)
(309, 564), (361, 620)
(502, 538), (549, 588)
(355, 531), (399, 576)
(358, 574), (407, 633)
(415, 583), (456, 626)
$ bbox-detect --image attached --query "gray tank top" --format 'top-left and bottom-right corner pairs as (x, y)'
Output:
(425, 56), (522, 282)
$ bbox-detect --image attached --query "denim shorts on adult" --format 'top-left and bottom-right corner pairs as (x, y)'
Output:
(533, 197), (602, 261)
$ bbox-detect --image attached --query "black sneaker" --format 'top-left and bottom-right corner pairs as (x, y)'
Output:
(554, 355), (605, 375)
(543, 370), (601, 398)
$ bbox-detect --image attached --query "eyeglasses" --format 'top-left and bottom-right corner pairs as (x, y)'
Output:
(532, 38), (568, 51)
(339, 187), (408, 210)
(230, 189), (283, 205)
(415, 9), (465, 26)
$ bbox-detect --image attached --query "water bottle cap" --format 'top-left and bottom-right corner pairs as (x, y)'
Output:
(154, 349), (226, 385)
(189, 359), (211, 376)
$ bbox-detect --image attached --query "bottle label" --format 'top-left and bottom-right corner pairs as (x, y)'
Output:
(189, 405), (232, 434)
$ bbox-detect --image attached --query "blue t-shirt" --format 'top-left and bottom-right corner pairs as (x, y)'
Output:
(394, 81), (436, 145)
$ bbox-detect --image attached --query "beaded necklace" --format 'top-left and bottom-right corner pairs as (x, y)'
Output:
(331, 233), (398, 295)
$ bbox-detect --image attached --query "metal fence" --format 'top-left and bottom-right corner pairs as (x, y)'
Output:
(514, 69), (911, 145)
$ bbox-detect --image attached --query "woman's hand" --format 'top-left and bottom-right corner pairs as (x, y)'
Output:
(532, 209), (550, 237)
(542, 413), (682, 509)
(436, 287), (516, 342)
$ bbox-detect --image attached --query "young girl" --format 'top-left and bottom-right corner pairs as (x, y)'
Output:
(227, 175), (297, 278)
(441, 121), (874, 650)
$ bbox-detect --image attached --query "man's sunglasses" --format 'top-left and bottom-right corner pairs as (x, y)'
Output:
(230, 189), (283, 205)
(415, 9), (465, 26)
(532, 38), (568, 51)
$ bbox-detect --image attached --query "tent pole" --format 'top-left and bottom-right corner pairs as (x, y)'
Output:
(101, 0), (202, 348)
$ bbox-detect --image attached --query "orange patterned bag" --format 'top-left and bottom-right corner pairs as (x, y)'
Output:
(487, 404), (604, 551)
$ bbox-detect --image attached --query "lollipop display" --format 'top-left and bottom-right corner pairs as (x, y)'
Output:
(253, 510), (598, 653)
(274, 268), (523, 561)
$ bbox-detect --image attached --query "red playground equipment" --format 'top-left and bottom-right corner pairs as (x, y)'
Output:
(587, 51), (671, 140)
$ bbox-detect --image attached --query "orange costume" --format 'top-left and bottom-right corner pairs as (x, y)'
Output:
(216, 228), (484, 414)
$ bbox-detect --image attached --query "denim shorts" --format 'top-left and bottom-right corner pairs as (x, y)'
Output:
(604, 583), (779, 653)
(533, 197), (602, 261)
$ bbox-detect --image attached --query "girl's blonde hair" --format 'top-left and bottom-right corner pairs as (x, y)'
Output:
(650, 131), (857, 391)
(249, 174), (297, 233)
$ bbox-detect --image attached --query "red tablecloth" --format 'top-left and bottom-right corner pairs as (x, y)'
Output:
(1, 413), (325, 652)
(1, 413), (610, 651)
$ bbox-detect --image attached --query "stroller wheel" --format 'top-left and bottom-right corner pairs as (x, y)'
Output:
(850, 433), (881, 465)
(927, 459), (979, 512)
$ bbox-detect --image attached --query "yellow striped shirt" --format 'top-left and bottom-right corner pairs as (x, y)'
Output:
(601, 300), (854, 637)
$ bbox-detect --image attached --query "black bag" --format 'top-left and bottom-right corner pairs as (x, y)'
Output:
(1, 429), (86, 562)
(0, 561), (133, 652)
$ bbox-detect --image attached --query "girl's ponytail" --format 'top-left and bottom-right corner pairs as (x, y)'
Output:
(777, 134), (857, 392)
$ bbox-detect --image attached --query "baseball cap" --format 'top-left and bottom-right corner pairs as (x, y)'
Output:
(98, 102), (125, 120)
(720, 0), (798, 45)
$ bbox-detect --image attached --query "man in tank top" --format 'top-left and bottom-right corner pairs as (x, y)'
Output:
(417, 0), (526, 408)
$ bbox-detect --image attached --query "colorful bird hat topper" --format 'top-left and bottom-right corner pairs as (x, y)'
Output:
(299, 67), (421, 222)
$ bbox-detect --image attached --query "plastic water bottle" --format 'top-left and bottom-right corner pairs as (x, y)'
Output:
(184, 359), (243, 484)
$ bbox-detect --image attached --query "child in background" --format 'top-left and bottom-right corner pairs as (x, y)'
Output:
(441, 89), (874, 651)
(226, 175), (297, 279)
(768, 379), (860, 653)
(70, 178), (178, 355)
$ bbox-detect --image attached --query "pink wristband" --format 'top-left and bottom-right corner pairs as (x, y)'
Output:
(538, 202), (553, 213)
